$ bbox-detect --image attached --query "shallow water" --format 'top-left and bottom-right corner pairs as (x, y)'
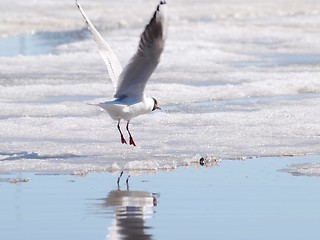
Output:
(0, 29), (88, 56)
(1, 155), (320, 240)
(163, 92), (320, 114)
(232, 53), (320, 67)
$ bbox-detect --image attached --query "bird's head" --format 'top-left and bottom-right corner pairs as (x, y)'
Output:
(151, 97), (161, 111)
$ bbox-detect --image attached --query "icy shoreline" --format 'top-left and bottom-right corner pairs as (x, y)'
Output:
(1, 0), (320, 173)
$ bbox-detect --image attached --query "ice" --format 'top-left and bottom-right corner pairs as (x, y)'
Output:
(1, 0), (320, 173)
(282, 162), (320, 177)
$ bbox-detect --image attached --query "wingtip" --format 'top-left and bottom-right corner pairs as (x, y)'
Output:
(75, 0), (80, 8)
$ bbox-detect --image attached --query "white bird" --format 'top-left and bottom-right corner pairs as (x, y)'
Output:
(76, 1), (167, 146)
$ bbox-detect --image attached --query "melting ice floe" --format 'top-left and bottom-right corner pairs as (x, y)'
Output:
(0, 0), (320, 173)
(282, 162), (320, 177)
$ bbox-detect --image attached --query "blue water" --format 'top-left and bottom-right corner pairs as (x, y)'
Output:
(232, 53), (320, 67)
(1, 155), (320, 240)
(0, 29), (88, 56)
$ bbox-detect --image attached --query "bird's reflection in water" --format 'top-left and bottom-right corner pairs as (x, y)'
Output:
(102, 183), (158, 240)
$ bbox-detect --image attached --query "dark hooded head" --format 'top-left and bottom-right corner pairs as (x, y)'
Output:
(152, 97), (161, 111)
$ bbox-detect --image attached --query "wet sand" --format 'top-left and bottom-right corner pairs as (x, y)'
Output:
(1, 155), (320, 240)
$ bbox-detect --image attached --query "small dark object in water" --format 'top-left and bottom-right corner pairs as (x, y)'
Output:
(199, 157), (205, 166)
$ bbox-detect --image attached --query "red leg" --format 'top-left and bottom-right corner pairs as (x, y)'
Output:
(126, 121), (136, 146)
(117, 120), (127, 144)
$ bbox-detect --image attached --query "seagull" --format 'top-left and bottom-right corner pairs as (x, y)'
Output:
(76, 1), (167, 146)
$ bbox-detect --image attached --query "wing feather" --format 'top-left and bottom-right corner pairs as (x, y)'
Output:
(114, 1), (168, 99)
(76, 1), (122, 89)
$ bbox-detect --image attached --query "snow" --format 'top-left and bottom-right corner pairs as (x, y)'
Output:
(1, 0), (320, 173)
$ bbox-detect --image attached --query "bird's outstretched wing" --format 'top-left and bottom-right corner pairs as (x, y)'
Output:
(114, 1), (168, 100)
(76, 1), (122, 89)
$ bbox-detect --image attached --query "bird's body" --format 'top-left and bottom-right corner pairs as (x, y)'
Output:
(76, 1), (167, 146)
(98, 97), (155, 122)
